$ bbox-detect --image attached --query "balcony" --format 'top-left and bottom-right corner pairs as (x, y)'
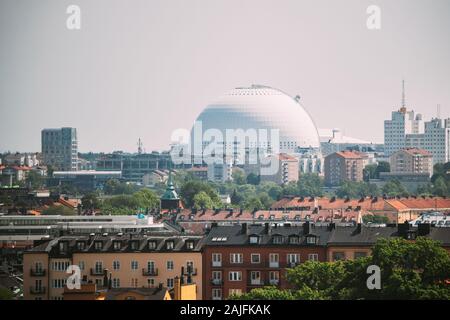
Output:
(212, 261), (222, 267)
(211, 279), (223, 286)
(287, 262), (300, 268)
(90, 268), (104, 276)
(183, 267), (198, 276)
(30, 286), (46, 294)
(269, 262), (279, 268)
(269, 279), (280, 286)
(30, 269), (46, 277)
(248, 279), (264, 286)
(142, 268), (158, 276)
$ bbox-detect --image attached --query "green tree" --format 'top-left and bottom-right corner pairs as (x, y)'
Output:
(104, 179), (138, 195)
(133, 188), (159, 210)
(297, 173), (324, 197)
(382, 179), (409, 197)
(26, 171), (45, 189)
(193, 191), (217, 209)
(230, 189), (242, 205)
(101, 194), (140, 215)
(363, 164), (377, 181)
(230, 286), (297, 300)
(362, 214), (390, 224)
(232, 168), (247, 185)
(242, 196), (263, 211)
(246, 173), (260, 185)
(375, 161), (390, 178)
(180, 180), (221, 208)
(81, 192), (100, 210)
(432, 176), (448, 197)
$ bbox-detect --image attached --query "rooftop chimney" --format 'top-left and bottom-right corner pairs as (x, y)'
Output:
(264, 223), (271, 235)
(304, 221), (310, 235)
(418, 223), (431, 236)
(241, 223), (248, 235)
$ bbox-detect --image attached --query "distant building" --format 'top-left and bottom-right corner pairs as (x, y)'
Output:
(296, 151), (323, 175)
(405, 118), (450, 165)
(41, 128), (78, 171)
(3, 153), (40, 167)
(96, 152), (181, 182)
(260, 153), (299, 185)
(324, 151), (364, 186)
(207, 158), (233, 183)
(390, 148), (433, 176)
(186, 167), (208, 181)
(0, 166), (32, 186)
(320, 128), (384, 157)
(142, 170), (169, 187)
(49, 170), (122, 191)
(384, 106), (423, 156)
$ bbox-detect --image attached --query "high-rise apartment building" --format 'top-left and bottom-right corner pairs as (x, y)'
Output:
(384, 107), (423, 156)
(405, 118), (450, 165)
(41, 128), (78, 171)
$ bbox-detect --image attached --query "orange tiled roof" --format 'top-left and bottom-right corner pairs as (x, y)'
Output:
(272, 196), (450, 212)
(335, 151), (363, 159)
(401, 148), (432, 156)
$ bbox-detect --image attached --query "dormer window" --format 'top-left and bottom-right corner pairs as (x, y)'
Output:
(113, 241), (121, 251)
(269, 215), (275, 220)
(94, 241), (103, 250)
(289, 236), (299, 244)
(76, 241), (86, 250)
(166, 241), (174, 250)
(249, 235), (259, 244)
(186, 240), (194, 250)
(59, 241), (68, 253)
(148, 240), (157, 250)
(130, 241), (138, 250)
(273, 235), (284, 244)
(306, 236), (317, 245)
(406, 231), (416, 240)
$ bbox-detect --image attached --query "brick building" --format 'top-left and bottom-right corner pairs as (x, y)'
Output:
(324, 151), (363, 186)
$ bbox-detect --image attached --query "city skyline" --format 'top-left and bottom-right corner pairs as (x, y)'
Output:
(1, 0), (450, 153)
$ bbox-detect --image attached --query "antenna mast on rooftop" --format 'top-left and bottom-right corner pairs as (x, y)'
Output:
(437, 104), (441, 119)
(137, 138), (143, 154)
(401, 79), (406, 108)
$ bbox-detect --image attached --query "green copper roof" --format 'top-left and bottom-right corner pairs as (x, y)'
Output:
(161, 172), (179, 200)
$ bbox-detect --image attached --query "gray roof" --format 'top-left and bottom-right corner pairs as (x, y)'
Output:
(205, 223), (331, 246)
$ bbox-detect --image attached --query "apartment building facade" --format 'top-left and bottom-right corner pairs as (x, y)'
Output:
(324, 151), (363, 186)
(389, 148), (433, 176)
(384, 107), (423, 156)
(41, 127), (78, 171)
(202, 222), (329, 300)
(23, 234), (203, 300)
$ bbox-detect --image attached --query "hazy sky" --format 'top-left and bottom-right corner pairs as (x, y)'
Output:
(1, 0), (449, 153)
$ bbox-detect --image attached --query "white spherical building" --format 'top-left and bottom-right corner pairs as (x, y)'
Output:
(193, 85), (320, 154)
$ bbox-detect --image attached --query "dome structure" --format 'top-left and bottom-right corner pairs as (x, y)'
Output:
(192, 85), (320, 155)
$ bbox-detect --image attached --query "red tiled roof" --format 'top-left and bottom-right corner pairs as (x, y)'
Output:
(335, 151), (363, 159)
(401, 148), (432, 156)
(272, 196), (450, 212)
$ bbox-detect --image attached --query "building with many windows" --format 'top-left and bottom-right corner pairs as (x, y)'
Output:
(405, 118), (450, 165)
(202, 222), (329, 300)
(389, 148), (433, 176)
(41, 127), (78, 171)
(23, 234), (203, 300)
(324, 151), (364, 186)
